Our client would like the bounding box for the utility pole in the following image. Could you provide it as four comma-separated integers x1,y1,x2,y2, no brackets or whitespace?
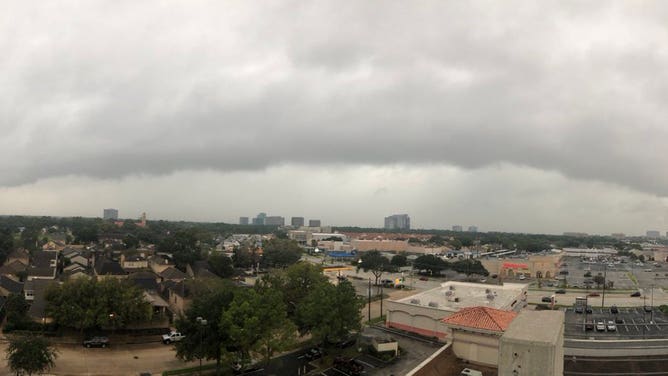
368,278,371,322
601,263,607,308
380,284,384,320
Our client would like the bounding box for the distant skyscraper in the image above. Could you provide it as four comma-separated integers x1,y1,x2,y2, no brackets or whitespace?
452,225,463,232
103,208,118,220
264,216,285,226
239,217,249,225
468,226,478,233
646,230,661,239
252,212,267,225
291,217,305,227
309,219,321,227
384,214,410,230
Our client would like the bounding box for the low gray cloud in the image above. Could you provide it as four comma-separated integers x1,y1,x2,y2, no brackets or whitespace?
4,1,668,198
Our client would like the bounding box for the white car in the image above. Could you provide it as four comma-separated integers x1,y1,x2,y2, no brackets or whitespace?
162,331,185,344
518,275,526,280
596,321,606,331
606,321,616,331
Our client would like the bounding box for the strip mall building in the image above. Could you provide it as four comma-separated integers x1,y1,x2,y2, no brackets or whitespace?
385,281,528,341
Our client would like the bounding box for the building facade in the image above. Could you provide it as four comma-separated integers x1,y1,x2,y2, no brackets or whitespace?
264,216,285,226
103,208,119,220
309,219,321,227
239,217,249,225
452,225,463,232
291,217,305,227
384,214,410,230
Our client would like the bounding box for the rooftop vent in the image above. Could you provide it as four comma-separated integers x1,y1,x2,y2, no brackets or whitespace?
428,301,439,308
487,294,495,300
454,297,460,302
445,290,453,296
410,299,420,305
449,285,455,290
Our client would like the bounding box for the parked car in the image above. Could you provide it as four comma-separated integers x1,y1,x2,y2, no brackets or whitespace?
574,306,584,314
596,321,606,331
610,305,619,314
518,274,526,280
644,306,653,313
555,289,566,294
304,347,324,360
588,292,600,297
460,368,483,376
83,336,109,348
631,291,641,297
541,296,553,303
162,331,185,344
615,317,624,324
607,321,616,331
419,277,428,281
586,305,593,314
585,321,594,331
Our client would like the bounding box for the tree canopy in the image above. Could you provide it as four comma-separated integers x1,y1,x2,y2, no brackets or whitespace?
6,335,58,376
261,238,302,268
45,278,151,331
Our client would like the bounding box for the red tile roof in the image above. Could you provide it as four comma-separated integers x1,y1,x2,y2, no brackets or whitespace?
442,306,518,333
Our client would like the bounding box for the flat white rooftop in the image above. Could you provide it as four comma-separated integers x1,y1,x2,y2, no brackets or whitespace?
394,281,528,312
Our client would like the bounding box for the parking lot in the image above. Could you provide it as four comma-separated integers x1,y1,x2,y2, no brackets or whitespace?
559,256,668,291
565,306,668,339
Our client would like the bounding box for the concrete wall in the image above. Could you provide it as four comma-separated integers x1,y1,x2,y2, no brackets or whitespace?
452,331,501,368
385,300,453,341
498,322,564,376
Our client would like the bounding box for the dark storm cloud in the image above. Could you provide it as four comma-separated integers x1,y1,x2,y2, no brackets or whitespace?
4,1,668,195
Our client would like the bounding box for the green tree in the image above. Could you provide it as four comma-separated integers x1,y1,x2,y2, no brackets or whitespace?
593,274,605,289
297,280,364,344
45,278,151,331
4,293,29,330
158,229,202,270
208,253,234,278
221,287,296,366
358,250,392,285
391,254,407,268
6,335,58,376
174,279,236,376
261,239,302,268
413,254,448,275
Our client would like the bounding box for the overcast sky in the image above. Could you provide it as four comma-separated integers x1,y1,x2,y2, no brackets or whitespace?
3,1,668,235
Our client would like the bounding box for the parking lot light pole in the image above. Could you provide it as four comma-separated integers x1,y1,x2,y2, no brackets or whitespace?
601,263,607,308
368,278,371,322
196,316,207,376
651,284,655,323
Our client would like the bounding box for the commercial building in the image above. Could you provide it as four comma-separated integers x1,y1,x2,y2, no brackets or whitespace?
480,252,563,279
103,208,118,220
468,226,478,233
252,213,267,225
309,219,321,227
385,281,528,341
351,239,409,252
498,311,564,376
264,216,285,226
291,217,304,227
647,230,661,239
452,225,463,232
384,214,410,230
443,306,518,367
239,217,249,225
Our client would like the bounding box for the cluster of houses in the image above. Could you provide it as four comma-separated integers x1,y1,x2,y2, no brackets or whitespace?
0,237,226,326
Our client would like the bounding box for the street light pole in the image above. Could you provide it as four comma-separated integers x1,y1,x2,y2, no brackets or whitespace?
601,263,607,308
368,278,371,322
651,284,655,323
196,316,208,376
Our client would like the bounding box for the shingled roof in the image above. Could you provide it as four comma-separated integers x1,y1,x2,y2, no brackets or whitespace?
442,306,518,333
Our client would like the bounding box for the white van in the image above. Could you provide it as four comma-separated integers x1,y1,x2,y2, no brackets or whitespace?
461,369,483,376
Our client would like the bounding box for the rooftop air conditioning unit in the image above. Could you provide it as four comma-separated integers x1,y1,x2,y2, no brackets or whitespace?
487,294,495,300
445,290,453,296
428,302,439,307
449,286,455,290
410,299,420,305
486,289,491,294
454,297,460,302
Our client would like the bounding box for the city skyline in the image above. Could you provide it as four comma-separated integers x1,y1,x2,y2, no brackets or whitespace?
3,2,668,235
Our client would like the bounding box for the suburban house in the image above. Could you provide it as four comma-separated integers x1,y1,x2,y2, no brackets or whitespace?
27,251,58,280
94,258,127,279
